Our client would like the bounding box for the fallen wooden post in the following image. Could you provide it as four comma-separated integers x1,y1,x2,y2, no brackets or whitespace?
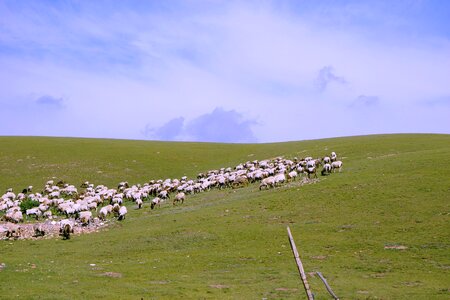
316,271,339,300
287,226,314,300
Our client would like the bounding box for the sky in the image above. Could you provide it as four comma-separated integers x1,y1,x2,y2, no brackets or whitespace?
1,0,449,143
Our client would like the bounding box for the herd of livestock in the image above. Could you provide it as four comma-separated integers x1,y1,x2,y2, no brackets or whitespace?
0,152,343,240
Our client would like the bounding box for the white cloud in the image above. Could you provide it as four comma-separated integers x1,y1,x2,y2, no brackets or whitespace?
145,107,257,143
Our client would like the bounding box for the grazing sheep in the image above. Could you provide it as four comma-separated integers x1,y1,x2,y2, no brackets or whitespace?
232,176,248,188
118,206,127,221
4,223,22,239
98,205,112,220
79,211,92,225
33,223,45,237
173,192,185,206
158,190,170,200
26,208,42,220
60,219,74,240
305,166,317,179
151,197,162,210
259,176,275,190
288,170,298,181
43,210,53,219
274,173,286,186
331,160,343,172
331,152,337,162
3,209,23,223
136,198,143,209
321,163,332,176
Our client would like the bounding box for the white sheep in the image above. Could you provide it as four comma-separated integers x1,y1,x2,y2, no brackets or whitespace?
136,198,143,209
79,211,92,225
151,197,162,210
158,190,170,199
288,170,298,181
305,166,317,179
321,163,332,176
331,160,343,172
26,208,42,220
274,173,286,186
98,205,112,220
3,208,23,223
4,223,22,239
118,206,127,220
331,152,337,162
173,192,185,206
259,176,275,190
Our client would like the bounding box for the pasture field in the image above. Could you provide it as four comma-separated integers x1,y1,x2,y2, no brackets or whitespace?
0,134,449,299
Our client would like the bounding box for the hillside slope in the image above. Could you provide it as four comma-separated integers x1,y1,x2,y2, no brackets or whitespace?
0,134,449,299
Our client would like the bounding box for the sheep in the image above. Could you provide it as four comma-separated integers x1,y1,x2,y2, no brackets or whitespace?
331,152,337,162
79,211,92,226
22,186,33,194
60,219,74,240
4,223,22,239
3,209,23,223
173,192,185,206
305,166,317,179
26,208,42,220
136,199,143,208
80,181,90,188
232,176,248,188
321,163,332,176
158,190,170,199
331,160,343,172
118,206,127,221
259,176,275,190
274,173,286,186
33,223,45,237
151,197,162,210
43,210,53,219
287,170,298,181
98,205,112,220
112,203,121,216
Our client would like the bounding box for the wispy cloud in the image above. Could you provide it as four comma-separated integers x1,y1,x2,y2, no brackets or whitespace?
422,96,450,107
350,95,380,108
35,95,65,109
316,66,347,92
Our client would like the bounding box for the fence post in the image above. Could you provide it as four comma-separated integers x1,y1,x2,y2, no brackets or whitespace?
316,271,339,300
287,226,314,300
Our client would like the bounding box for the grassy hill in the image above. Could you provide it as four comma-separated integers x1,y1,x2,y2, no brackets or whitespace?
0,134,449,299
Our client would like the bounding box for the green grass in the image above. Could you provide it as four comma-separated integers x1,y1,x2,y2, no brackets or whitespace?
0,134,449,299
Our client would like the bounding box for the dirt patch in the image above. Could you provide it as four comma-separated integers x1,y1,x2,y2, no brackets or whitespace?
275,288,298,292
99,272,122,278
284,178,320,189
311,255,327,260
384,245,408,250
209,284,229,289
149,281,169,284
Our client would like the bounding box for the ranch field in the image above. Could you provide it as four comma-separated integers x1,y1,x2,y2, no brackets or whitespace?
0,134,449,299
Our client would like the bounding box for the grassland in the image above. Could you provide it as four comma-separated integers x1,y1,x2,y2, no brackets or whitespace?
0,134,449,299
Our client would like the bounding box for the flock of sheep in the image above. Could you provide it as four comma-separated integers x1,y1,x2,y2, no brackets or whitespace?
0,152,342,240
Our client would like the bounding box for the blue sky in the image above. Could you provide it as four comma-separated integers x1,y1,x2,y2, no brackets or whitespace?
1,0,449,142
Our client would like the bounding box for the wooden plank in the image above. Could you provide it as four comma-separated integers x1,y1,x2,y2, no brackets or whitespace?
287,226,314,300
